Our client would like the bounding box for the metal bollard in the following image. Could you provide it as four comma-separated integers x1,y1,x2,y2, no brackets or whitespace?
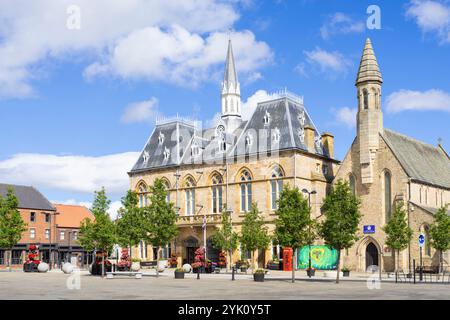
232,266,235,281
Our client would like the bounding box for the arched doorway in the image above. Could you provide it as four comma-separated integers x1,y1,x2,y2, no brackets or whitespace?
366,243,379,270
183,236,199,265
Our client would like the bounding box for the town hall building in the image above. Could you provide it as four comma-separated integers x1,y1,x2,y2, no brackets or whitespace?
128,38,449,272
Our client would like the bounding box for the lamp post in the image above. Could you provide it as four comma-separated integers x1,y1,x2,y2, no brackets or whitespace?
302,189,317,278
226,208,233,274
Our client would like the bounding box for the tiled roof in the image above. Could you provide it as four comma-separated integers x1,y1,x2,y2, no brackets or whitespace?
0,183,55,211
382,129,450,189
54,204,94,228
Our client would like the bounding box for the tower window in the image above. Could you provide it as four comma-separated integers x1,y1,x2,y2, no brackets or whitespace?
384,171,392,223
363,89,369,110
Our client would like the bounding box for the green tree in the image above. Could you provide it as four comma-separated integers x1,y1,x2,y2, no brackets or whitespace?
116,190,146,257
0,188,27,271
382,201,413,275
320,180,361,284
211,206,238,272
274,186,311,283
429,205,450,274
78,188,117,278
239,203,270,272
144,178,178,277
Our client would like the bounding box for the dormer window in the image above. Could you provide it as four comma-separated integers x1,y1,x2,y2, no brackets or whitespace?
298,128,305,143
219,138,227,152
143,150,150,164
158,132,165,145
245,133,253,148
163,147,171,160
315,137,322,149
299,111,306,126
191,142,200,157
263,111,271,125
272,128,280,144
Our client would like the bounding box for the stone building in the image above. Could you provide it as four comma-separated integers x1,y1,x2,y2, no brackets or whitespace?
128,40,339,267
335,39,450,273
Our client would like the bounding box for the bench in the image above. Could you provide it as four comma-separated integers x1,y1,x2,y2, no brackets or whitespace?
106,271,143,279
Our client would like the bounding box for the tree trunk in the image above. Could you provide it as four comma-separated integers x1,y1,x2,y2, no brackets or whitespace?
292,248,296,283
155,246,161,277
396,249,400,275
336,249,341,284
440,250,443,277
251,251,255,273
228,249,232,273
101,253,105,279
7,250,11,272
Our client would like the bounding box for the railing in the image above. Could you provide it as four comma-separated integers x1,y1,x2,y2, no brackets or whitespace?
176,214,223,226
155,114,199,127
11,258,22,265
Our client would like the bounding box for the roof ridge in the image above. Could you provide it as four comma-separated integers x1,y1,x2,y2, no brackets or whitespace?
384,128,441,151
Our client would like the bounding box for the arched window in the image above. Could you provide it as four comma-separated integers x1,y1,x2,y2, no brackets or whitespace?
384,171,392,223
424,225,431,256
363,89,369,110
185,177,196,216
349,174,356,196
162,179,170,204
137,182,148,208
271,167,284,210
240,170,252,212
211,174,223,214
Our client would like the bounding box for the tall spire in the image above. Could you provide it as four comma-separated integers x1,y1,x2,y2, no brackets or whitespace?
223,39,238,87
356,38,382,85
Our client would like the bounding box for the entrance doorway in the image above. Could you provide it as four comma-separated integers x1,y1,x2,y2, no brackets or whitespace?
365,243,379,270
183,237,199,265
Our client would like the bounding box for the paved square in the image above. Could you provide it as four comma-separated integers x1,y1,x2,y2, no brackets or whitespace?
1,271,450,300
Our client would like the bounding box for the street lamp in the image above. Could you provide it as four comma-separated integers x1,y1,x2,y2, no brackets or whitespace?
302,189,317,278
225,208,234,274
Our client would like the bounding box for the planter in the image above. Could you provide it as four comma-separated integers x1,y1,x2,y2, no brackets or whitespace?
23,262,39,273
254,273,265,282
174,271,185,279
343,271,350,277
131,262,140,272
306,269,315,277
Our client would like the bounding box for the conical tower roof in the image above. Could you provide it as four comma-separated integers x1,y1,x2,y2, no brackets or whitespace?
223,39,238,86
356,38,382,85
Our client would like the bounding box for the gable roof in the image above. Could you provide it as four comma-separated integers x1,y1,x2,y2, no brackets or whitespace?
0,183,55,211
382,129,450,189
54,204,94,228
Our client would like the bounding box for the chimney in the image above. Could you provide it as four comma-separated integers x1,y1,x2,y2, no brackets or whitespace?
304,125,315,153
321,132,334,158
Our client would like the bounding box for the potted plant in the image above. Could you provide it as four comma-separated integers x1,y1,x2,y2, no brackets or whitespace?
253,269,265,282
117,248,131,271
192,248,205,273
306,267,316,277
342,266,350,277
131,258,141,271
240,260,249,273
168,253,178,268
174,268,185,279
218,251,227,269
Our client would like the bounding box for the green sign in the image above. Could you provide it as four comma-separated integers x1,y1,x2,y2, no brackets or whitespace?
297,245,338,270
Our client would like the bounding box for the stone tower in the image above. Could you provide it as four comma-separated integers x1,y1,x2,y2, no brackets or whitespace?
221,39,242,133
356,38,383,185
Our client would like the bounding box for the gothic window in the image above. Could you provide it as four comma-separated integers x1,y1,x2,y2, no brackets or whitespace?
185,177,196,216
363,89,369,110
375,90,380,109
217,125,227,152
384,171,392,223
272,128,280,144
271,167,284,210
211,174,223,214
263,111,271,125
349,174,356,196
191,141,200,157
240,170,252,212
162,179,170,204
138,182,148,208
158,132,165,145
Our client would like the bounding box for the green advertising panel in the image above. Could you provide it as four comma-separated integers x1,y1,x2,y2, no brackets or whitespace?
297,246,338,270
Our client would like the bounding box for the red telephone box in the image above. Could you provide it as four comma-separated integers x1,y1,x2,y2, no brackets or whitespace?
282,247,293,271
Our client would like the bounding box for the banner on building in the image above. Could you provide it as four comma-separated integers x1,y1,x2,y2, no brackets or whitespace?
297,245,338,270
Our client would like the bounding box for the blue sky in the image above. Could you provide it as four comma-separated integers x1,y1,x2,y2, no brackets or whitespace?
0,0,449,214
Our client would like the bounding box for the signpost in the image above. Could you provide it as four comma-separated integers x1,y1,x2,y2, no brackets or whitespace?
418,233,425,281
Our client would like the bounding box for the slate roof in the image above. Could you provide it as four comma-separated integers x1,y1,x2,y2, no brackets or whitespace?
382,129,450,189
410,202,449,216
0,183,55,211
130,93,332,173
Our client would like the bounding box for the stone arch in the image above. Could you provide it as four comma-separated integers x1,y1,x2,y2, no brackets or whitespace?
135,180,148,193
234,166,253,182
182,174,196,188
159,177,171,190
208,171,224,185
356,236,383,272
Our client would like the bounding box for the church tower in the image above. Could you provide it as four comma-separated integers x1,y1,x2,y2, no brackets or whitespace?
221,39,242,133
356,38,383,185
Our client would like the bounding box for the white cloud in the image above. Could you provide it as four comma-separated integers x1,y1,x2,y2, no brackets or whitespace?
121,97,161,124
0,152,139,195
85,28,272,86
0,0,271,98
320,12,365,40
386,89,450,113
52,199,123,220
335,107,357,128
301,48,351,78
406,0,450,43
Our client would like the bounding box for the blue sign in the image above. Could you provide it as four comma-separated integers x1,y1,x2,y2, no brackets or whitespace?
364,225,375,234
419,234,425,247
